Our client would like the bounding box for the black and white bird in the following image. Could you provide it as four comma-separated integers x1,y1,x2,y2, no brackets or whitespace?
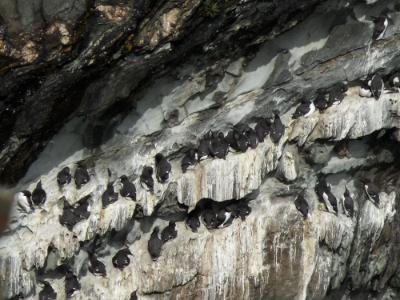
39,281,57,300
216,208,234,228
226,200,252,221
361,178,380,207
254,118,270,142
314,91,329,112
89,256,107,277
102,182,118,208
155,153,171,183
57,167,71,187
59,203,80,231
372,15,389,40
202,209,218,229
148,227,162,261
32,181,46,206
294,191,310,219
14,190,33,214
210,132,230,159
112,248,132,270
74,165,90,189
244,127,259,149
359,81,372,97
140,166,154,192
292,100,315,119
343,187,354,218
270,113,285,144
59,197,91,230
130,291,138,300
226,129,249,152
198,133,212,160
369,73,384,100
161,221,178,243
181,149,198,172
119,175,136,200
65,271,81,298
74,195,91,220
315,177,338,214
389,73,400,91
186,209,201,232
328,82,348,106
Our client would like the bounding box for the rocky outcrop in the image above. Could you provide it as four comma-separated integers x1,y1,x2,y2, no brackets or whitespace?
2,0,400,299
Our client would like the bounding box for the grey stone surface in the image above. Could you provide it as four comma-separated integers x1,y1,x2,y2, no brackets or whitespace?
1,0,400,299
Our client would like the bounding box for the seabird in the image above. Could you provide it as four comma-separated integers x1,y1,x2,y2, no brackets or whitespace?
57,167,71,187
148,227,162,261
343,187,354,218
181,149,198,173
359,81,372,97
209,132,229,159
39,281,57,300
369,74,384,100
226,129,249,152
102,182,119,208
361,178,380,207
74,195,91,220
389,73,400,91
119,175,136,201
314,91,329,112
372,15,389,40
161,221,178,243
140,166,154,192
198,133,212,160
130,291,138,300
65,271,80,298
74,165,90,189
270,113,285,144
32,181,46,206
59,197,91,230
186,209,201,232
255,118,270,142
14,190,33,214
89,256,107,277
225,200,251,221
155,153,171,183
112,248,132,270
315,177,337,214
294,192,309,219
245,127,259,149
326,191,338,214
216,208,234,228
292,100,315,119
59,203,79,231
328,82,347,105
202,209,218,229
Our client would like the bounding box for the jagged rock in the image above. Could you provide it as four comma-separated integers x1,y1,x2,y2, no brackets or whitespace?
2,1,400,299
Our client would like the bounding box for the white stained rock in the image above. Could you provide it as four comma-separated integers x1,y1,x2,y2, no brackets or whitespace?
290,88,400,145
277,149,298,182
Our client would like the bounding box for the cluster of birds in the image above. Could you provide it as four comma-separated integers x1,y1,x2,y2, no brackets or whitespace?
181,113,285,172
291,13,396,120
12,12,394,300
33,195,252,300
292,70,400,120
294,176,381,220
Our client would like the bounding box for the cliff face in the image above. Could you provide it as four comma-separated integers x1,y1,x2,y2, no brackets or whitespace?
2,0,400,299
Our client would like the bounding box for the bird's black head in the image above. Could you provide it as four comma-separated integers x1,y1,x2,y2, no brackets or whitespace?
155,153,164,164
152,226,159,235
143,166,153,176
22,190,31,198
120,175,128,182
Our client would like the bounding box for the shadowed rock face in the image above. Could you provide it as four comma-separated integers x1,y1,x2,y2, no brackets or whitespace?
2,0,400,299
